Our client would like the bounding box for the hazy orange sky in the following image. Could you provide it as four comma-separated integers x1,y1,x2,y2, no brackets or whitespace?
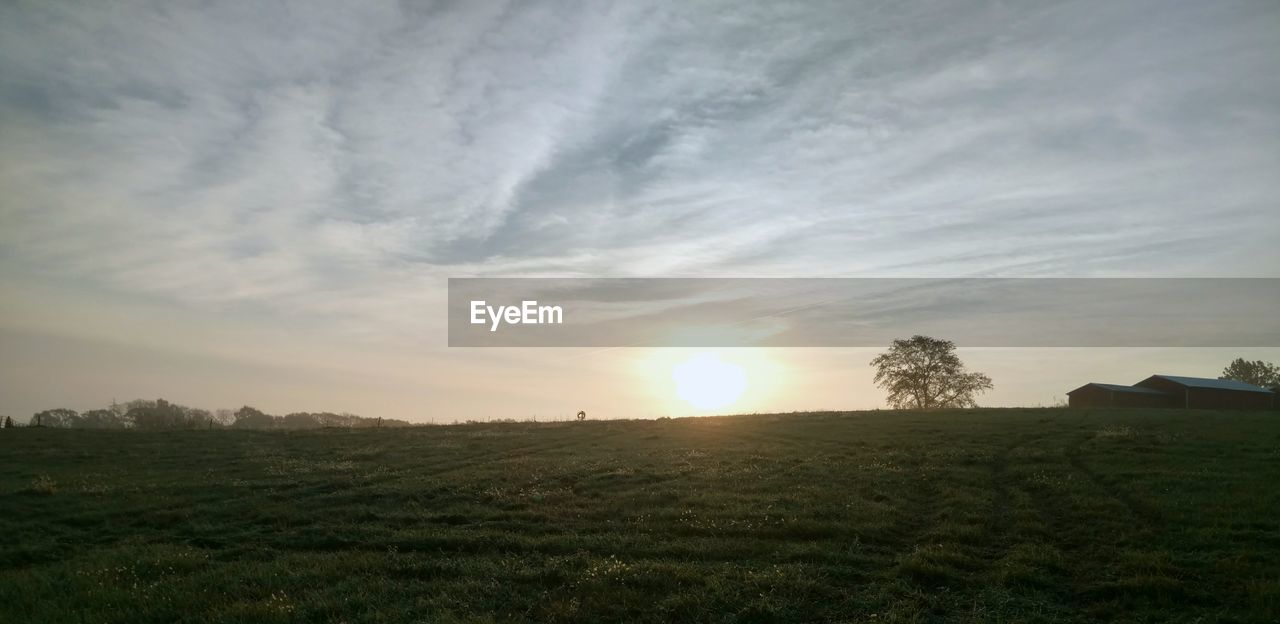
2,1,1278,422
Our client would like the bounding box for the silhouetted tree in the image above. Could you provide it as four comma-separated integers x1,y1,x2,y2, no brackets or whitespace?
17,400,408,431
124,399,209,429
312,412,351,427
233,406,275,429
128,400,171,429
871,335,993,409
281,412,322,429
30,408,79,428
3,416,13,428
186,408,212,429
1220,358,1280,389
213,409,236,428
79,409,127,429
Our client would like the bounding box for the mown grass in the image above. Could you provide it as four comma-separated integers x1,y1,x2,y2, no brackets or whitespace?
2,408,1278,623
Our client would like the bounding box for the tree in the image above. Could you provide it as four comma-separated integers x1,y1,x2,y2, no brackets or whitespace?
128,399,178,429
871,335,993,409
1220,358,1280,389
233,406,275,429
213,409,236,428
30,408,80,428
3,416,13,428
120,399,154,428
281,412,322,429
124,399,209,429
80,409,127,429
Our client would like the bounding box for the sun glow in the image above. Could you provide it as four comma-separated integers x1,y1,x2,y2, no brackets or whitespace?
672,353,747,410
637,349,784,415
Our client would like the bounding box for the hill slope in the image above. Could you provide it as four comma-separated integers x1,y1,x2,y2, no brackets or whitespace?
2,409,1278,623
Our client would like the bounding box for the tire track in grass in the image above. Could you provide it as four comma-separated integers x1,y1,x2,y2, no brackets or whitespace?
1057,430,1211,612
995,431,1102,594
733,420,873,453
984,435,1021,546
960,431,1100,621
998,428,1170,612
971,432,1067,588
888,431,1040,591
1065,434,1164,528
402,423,630,482
640,420,876,582
724,417,953,578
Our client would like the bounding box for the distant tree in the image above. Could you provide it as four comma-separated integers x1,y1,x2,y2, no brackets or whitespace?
233,406,275,429
125,402,156,429
16,401,408,431
30,408,80,428
1220,358,1280,389
3,416,13,428
120,399,155,428
185,408,212,429
212,409,236,428
310,412,350,428
80,409,127,429
281,412,322,429
128,399,175,429
871,335,993,409
124,399,208,429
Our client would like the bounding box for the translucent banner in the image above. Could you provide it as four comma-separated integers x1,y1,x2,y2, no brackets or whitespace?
447,278,1280,347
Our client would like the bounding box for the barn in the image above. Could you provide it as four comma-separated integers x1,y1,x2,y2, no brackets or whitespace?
1067,383,1176,408
1134,375,1276,410
1067,375,1276,410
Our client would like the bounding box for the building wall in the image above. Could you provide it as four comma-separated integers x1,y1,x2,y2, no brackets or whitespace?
1187,388,1274,410
1134,377,1275,410
1068,386,1173,408
1068,386,1110,408
1120,391,1178,409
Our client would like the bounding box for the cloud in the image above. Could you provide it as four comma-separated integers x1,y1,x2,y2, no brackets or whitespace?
3,2,1278,305
0,1,1277,419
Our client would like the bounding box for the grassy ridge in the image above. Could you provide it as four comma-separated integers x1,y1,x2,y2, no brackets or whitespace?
1,409,1278,623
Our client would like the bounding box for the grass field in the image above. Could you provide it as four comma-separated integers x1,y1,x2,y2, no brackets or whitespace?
2,409,1278,623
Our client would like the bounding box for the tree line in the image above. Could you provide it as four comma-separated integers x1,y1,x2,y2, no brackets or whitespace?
8,399,412,430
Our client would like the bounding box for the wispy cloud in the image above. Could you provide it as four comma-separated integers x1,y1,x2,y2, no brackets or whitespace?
1,1,1277,418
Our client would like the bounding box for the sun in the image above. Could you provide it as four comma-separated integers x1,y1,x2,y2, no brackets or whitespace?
671,352,748,410
635,349,784,415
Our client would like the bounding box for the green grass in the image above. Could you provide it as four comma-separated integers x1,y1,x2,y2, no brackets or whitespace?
2,409,1278,623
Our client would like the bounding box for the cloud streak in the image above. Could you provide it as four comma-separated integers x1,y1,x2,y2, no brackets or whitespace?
1,0,1277,419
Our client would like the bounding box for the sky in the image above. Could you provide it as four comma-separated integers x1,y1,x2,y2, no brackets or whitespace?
1,0,1278,422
